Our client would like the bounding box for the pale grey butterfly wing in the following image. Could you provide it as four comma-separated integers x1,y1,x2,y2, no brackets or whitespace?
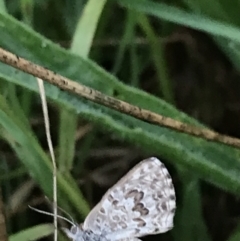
83,157,176,240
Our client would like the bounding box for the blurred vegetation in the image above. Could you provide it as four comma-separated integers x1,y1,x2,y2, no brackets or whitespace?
0,0,240,241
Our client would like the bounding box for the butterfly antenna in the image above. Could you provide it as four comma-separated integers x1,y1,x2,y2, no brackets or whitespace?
44,196,75,224
56,205,75,224
29,205,76,227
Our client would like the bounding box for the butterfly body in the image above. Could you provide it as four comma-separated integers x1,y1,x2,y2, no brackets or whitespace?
64,157,176,241
64,226,109,241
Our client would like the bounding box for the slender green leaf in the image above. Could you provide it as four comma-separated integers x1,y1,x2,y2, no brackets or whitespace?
0,96,90,217
71,0,107,57
58,0,107,171
112,10,136,75
119,0,240,71
118,0,240,43
173,172,211,241
137,13,174,104
9,224,54,241
0,0,7,14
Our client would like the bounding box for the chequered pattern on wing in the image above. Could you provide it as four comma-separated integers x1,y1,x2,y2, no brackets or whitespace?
83,157,176,240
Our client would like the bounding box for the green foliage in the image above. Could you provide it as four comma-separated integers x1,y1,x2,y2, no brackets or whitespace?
0,0,240,240
9,224,54,241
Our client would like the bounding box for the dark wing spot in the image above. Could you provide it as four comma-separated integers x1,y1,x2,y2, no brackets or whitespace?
132,203,144,211
160,163,165,169
133,218,146,227
119,221,127,229
157,192,163,199
112,215,120,221
115,205,127,213
142,208,149,215
126,189,144,203
100,207,105,214
108,194,114,202
153,178,159,183
166,173,171,179
132,203,149,216
161,202,167,211
171,207,176,213
154,228,160,232
153,192,163,201
135,191,144,202
125,189,138,198
169,194,176,200
112,200,119,205
135,228,140,234
96,217,101,224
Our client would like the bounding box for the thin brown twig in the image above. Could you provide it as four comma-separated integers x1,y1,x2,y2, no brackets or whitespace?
0,47,240,149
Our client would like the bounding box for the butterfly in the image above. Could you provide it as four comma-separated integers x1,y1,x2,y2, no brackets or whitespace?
63,157,176,241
